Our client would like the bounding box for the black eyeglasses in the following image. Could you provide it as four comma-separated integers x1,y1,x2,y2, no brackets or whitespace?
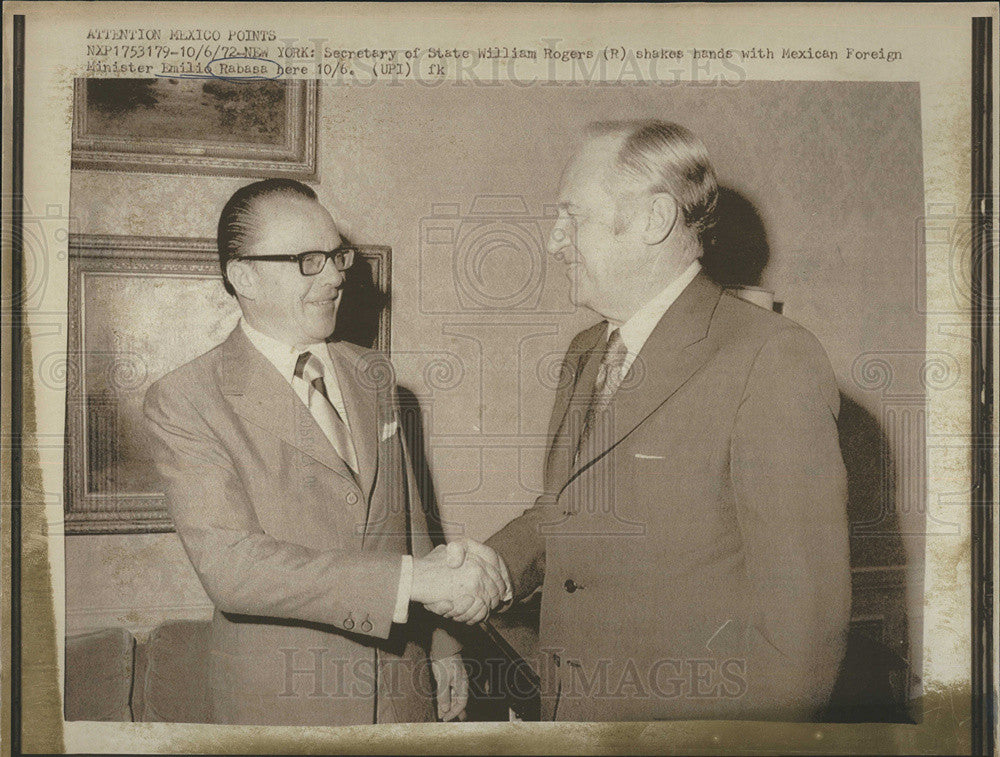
236,246,357,276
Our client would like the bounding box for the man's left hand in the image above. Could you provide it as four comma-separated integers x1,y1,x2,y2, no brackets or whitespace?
431,653,469,721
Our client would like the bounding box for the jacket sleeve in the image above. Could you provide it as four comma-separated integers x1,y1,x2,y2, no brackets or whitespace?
730,326,851,719
143,377,402,639
483,494,551,603
484,339,586,602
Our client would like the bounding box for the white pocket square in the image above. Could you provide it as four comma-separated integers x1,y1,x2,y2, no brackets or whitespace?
380,419,400,442
634,453,666,460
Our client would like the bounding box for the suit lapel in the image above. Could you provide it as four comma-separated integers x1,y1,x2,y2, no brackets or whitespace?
219,327,357,485
327,341,378,502
544,323,607,486
566,273,724,484
546,323,607,441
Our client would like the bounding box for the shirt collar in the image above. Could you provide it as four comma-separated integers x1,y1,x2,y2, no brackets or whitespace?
609,259,702,356
240,318,331,382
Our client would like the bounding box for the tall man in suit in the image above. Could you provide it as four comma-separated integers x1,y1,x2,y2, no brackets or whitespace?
144,179,507,726
432,121,851,722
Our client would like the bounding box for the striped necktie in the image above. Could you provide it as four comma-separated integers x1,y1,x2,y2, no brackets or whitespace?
294,351,359,476
575,328,628,464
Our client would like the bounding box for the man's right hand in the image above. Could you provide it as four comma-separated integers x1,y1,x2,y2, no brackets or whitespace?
411,542,508,624
420,540,513,624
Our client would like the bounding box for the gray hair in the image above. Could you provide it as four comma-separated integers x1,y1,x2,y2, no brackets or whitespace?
586,120,718,240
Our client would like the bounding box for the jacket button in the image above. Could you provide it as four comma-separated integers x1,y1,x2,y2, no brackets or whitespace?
346,492,359,505
361,619,373,632
564,579,580,593
343,617,355,630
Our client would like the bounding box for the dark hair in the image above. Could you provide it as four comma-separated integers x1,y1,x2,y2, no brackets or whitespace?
217,178,318,296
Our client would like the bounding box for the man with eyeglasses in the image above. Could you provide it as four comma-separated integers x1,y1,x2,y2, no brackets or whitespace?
144,179,505,726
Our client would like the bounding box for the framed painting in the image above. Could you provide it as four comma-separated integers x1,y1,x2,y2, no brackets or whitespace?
63,233,390,534
71,78,317,177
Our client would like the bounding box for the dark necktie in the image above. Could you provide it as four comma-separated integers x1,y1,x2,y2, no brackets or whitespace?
575,328,628,464
294,351,359,475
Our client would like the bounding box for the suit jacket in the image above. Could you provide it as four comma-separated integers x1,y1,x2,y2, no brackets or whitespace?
487,272,851,722
144,326,460,726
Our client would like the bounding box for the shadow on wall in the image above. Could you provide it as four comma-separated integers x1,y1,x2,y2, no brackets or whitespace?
396,384,449,546
828,394,913,723
331,242,388,350
700,186,914,723
700,186,771,288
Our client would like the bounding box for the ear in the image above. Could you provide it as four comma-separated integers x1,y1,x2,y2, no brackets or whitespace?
641,193,679,245
226,259,257,301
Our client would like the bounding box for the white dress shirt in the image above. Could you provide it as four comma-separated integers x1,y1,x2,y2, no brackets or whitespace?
609,260,702,374
240,319,413,624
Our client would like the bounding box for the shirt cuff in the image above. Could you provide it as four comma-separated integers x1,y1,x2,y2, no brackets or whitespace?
499,586,514,610
392,554,413,624
499,556,513,603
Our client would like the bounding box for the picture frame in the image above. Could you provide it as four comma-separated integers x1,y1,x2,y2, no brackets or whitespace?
70,78,317,178
63,233,390,534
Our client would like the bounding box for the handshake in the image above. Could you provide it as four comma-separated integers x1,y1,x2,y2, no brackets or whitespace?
411,540,513,624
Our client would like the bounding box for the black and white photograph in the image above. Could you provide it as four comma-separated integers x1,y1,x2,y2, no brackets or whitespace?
61,77,929,728
4,3,994,755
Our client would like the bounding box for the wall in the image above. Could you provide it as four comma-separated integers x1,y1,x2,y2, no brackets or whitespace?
66,80,926,664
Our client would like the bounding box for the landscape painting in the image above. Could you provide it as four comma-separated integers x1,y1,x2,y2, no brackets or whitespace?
72,77,317,177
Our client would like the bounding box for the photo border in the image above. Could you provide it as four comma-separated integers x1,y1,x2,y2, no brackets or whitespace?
2,5,995,755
